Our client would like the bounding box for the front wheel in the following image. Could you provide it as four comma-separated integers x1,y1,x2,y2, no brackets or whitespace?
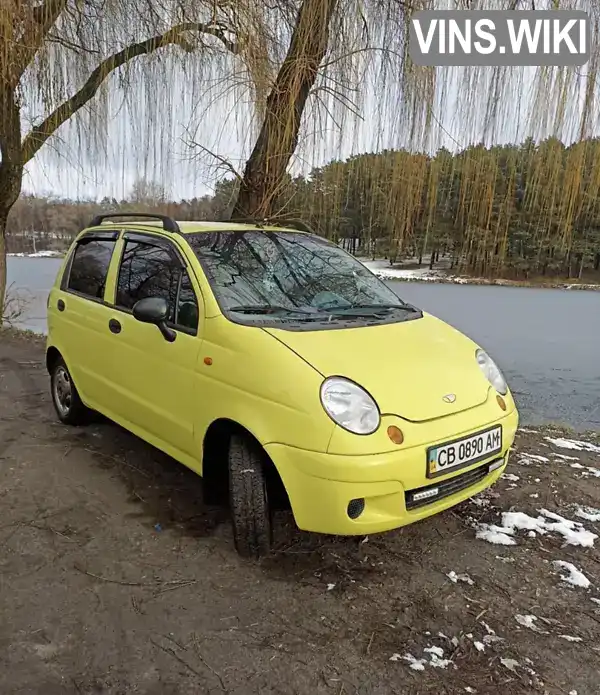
50,357,90,426
228,434,273,558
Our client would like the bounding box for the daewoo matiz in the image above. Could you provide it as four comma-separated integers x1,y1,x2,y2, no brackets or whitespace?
46,213,518,557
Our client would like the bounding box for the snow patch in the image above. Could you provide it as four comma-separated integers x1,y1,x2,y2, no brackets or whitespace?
553,561,591,589
446,570,474,586
476,509,597,548
554,453,580,462
502,473,520,482
7,250,62,258
545,437,600,454
515,614,548,633
390,653,425,670
559,635,582,642
576,466,600,479
361,259,446,282
574,506,600,522
475,523,516,546
517,453,550,465
392,645,454,670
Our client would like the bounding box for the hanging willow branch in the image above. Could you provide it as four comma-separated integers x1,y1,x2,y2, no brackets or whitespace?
21,21,241,163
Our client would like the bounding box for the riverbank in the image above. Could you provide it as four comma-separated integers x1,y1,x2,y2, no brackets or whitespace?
7,251,600,292
7,250,63,258
2,327,600,694
361,259,600,292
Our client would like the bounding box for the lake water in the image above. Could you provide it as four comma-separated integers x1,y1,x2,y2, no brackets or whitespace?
6,256,600,431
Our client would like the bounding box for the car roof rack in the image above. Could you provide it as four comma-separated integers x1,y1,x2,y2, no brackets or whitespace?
272,218,317,235
229,216,318,235
88,212,181,234
228,217,266,228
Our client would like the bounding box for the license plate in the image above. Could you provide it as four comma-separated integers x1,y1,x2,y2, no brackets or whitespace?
426,425,502,478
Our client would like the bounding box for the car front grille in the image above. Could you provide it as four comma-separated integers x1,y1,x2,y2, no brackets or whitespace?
405,457,504,511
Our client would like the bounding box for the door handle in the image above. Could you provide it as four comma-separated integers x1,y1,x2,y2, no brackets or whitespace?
57,299,65,312
108,318,122,334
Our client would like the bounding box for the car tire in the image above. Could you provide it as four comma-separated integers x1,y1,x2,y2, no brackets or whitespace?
50,357,90,426
228,434,273,559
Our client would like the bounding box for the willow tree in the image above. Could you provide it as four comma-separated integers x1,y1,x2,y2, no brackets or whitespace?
0,0,268,323
229,0,600,276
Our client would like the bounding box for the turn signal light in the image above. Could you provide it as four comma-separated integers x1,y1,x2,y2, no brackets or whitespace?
387,425,404,445
496,395,507,411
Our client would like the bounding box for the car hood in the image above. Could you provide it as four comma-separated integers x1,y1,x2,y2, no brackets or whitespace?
264,313,492,422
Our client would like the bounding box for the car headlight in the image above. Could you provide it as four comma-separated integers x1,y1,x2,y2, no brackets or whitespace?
320,377,380,435
476,349,508,395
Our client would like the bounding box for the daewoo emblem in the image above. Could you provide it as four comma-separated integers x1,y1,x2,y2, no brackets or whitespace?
442,393,456,403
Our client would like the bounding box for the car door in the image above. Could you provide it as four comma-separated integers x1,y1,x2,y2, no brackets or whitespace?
48,229,120,409
102,231,203,463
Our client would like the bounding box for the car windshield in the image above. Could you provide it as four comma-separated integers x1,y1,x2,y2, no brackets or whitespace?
186,229,409,319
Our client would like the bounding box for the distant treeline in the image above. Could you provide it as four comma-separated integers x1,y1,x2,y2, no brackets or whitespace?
9,136,600,280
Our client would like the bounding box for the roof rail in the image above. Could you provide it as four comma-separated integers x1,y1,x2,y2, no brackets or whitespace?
225,215,319,235
88,212,181,233
229,217,266,228
272,218,318,235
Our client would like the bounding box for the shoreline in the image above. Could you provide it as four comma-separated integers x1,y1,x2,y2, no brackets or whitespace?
360,259,600,292
7,252,600,292
370,272,600,292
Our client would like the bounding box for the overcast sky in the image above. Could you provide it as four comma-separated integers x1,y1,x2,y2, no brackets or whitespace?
21,58,594,202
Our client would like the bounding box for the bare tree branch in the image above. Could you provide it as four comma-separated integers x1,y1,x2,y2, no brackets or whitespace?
21,22,240,164
47,33,101,55
184,136,243,182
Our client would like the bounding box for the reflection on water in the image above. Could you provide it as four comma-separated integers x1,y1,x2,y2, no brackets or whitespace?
6,256,63,334
6,257,599,431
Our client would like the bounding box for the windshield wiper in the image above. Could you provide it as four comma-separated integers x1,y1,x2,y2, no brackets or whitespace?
228,304,314,315
323,303,422,317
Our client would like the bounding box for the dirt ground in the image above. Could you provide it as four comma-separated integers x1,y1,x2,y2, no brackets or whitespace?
2,328,600,695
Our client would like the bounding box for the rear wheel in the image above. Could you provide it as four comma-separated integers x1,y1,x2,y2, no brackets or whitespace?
50,357,90,426
228,434,273,558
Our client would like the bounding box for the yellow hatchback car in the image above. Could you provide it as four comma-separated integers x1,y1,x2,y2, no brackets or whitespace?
46,213,518,557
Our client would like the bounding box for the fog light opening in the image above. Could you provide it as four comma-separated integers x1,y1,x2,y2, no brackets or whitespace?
387,425,404,445
496,394,507,411
347,498,365,519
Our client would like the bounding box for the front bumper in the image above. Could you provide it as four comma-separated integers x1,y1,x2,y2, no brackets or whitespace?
265,408,518,535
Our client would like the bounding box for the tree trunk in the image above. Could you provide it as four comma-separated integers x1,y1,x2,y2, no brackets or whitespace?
429,247,437,270
0,85,24,325
0,221,6,324
231,0,338,220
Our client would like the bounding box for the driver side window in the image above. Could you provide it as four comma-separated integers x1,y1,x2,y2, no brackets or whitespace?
116,238,199,333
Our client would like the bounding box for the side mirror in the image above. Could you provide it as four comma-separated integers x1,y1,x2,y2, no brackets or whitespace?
132,297,176,343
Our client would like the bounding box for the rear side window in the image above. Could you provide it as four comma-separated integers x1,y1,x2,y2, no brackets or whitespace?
66,239,116,299
116,239,199,332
